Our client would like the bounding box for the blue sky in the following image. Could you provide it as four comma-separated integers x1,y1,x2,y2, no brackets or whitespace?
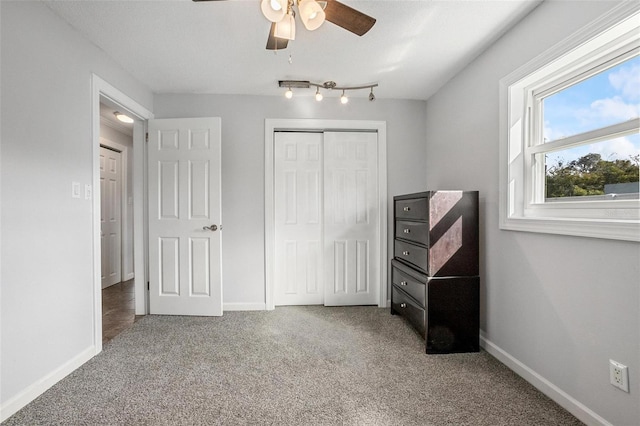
543,55,640,166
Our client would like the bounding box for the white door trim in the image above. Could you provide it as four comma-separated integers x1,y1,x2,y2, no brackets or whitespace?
91,74,153,354
265,119,388,311
99,138,130,283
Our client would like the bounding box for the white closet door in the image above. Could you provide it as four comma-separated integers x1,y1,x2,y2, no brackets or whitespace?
148,117,222,316
100,146,122,289
274,132,323,305
324,131,379,306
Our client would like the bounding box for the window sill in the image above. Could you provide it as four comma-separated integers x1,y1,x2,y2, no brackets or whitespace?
499,215,640,242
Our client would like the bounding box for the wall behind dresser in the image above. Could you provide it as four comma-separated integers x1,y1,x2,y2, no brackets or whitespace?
423,1,639,425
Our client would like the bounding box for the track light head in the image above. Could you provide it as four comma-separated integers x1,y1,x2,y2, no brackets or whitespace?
315,87,323,101
369,87,375,102
285,87,293,99
340,90,349,104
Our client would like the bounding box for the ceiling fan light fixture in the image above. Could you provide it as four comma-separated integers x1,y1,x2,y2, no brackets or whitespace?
261,0,286,22
274,12,296,40
299,0,325,31
114,111,134,123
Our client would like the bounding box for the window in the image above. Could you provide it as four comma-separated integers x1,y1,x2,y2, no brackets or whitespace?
500,4,640,241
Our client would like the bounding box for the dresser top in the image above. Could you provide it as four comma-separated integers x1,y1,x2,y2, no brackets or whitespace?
393,190,478,201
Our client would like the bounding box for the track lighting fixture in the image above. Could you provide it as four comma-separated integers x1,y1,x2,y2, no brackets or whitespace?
279,80,378,103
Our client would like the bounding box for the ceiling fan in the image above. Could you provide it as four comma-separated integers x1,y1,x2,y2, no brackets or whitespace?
192,0,376,50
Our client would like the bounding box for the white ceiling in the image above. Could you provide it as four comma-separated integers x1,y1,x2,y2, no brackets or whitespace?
45,0,541,100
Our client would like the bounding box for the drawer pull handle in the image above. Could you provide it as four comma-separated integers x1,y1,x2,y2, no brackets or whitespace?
402,250,410,256
400,281,407,286
403,229,410,234
400,303,407,308
403,207,411,212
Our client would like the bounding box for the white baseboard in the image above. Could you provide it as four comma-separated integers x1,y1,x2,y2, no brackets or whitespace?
0,346,95,422
125,272,134,281
223,302,266,311
480,335,612,426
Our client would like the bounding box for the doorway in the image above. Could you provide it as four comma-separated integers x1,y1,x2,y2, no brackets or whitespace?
265,119,388,310
99,101,136,342
91,74,154,353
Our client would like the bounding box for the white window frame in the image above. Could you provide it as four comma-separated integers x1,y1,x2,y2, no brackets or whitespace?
499,3,640,242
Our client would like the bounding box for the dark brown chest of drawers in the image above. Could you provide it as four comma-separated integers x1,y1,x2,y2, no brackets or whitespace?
390,191,479,354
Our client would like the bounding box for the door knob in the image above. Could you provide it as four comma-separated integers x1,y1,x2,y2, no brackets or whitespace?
203,224,218,231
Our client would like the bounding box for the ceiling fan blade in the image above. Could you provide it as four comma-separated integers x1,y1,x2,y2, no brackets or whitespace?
266,23,289,50
324,0,376,36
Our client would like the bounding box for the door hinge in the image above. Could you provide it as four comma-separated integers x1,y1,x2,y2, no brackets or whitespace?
145,132,149,143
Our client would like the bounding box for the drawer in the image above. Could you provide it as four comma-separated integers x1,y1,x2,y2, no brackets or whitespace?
394,239,428,273
395,198,428,221
391,264,425,306
391,286,426,336
395,220,429,246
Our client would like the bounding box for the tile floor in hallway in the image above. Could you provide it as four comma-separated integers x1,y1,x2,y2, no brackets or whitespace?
102,279,140,344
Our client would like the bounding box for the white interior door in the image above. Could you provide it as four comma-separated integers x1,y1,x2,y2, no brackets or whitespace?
148,117,222,316
100,146,122,289
323,131,379,306
273,131,380,306
274,132,323,305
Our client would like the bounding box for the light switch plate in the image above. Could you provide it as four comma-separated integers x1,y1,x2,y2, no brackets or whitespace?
72,182,81,198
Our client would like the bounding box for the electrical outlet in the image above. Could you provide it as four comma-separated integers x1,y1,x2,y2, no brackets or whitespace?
609,359,629,392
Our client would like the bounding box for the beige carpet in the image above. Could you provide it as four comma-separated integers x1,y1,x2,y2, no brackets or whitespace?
3,306,582,425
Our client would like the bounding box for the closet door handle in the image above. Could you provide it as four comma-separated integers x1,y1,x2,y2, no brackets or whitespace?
400,303,407,308
403,228,410,234
403,206,410,212
402,250,410,256
400,281,407,286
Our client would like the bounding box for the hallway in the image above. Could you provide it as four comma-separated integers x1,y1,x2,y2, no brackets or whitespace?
102,280,138,344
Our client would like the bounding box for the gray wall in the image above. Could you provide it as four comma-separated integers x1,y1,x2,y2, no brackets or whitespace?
154,94,428,306
1,0,153,409
424,1,639,424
